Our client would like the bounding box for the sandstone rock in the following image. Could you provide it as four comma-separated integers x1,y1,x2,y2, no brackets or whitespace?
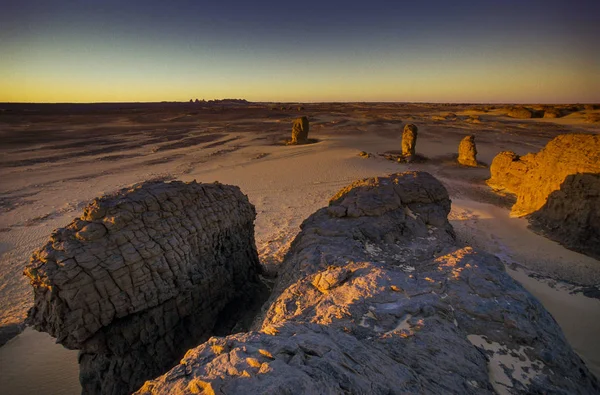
487,151,534,194
290,116,309,144
457,135,478,167
137,172,598,395
543,108,562,118
507,107,534,119
24,180,266,395
401,124,418,159
487,134,600,217
530,173,600,259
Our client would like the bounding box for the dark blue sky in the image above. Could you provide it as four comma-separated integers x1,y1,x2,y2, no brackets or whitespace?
2,0,599,102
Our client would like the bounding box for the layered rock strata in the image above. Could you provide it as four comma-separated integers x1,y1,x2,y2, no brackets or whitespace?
24,181,265,395
137,172,599,395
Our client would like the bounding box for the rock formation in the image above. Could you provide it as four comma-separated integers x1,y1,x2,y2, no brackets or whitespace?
507,107,534,119
457,135,478,167
529,173,600,259
290,116,310,144
24,180,266,395
136,172,598,395
487,134,600,217
401,124,418,159
543,108,562,118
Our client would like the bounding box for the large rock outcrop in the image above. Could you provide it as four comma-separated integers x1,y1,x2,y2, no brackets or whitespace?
290,116,310,144
137,172,598,395
487,134,600,217
24,181,266,395
529,173,600,259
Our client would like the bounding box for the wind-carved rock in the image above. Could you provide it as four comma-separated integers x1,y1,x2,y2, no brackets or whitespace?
290,116,310,144
487,134,600,258
457,135,478,167
137,172,598,395
24,181,266,395
487,134,600,214
401,124,418,159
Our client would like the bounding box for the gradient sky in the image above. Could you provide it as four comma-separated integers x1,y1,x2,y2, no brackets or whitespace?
1,0,599,103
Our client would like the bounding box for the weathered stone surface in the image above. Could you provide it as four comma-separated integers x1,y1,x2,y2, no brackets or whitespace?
457,135,478,167
486,134,600,217
530,173,600,259
137,172,598,395
401,124,418,158
290,116,310,144
24,180,265,395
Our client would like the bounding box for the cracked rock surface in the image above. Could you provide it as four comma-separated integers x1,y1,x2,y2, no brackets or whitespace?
137,172,598,395
24,180,265,394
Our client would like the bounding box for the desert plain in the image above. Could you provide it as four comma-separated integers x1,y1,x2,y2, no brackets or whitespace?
0,101,599,394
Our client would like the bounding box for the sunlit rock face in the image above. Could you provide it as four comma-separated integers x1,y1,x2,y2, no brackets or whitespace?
507,106,534,119
486,134,600,258
24,181,265,395
530,173,600,259
457,135,478,167
401,124,418,159
487,134,600,217
136,172,599,395
290,116,310,144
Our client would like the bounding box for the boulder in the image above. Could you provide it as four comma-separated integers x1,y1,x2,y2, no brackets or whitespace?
529,173,600,259
486,134,600,217
457,135,478,167
136,172,598,395
24,180,266,395
290,116,310,144
401,124,418,158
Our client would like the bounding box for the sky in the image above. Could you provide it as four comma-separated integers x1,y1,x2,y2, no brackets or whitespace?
1,0,599,103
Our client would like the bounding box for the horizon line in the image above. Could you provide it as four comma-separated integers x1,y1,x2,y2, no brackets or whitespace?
1,100,598,105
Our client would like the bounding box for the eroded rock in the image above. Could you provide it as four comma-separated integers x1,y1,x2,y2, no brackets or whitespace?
290,116,310,144
457,135,478,167
543,108,562,118
24,180,265,395
137,172,598,395
401,124,418,159
529,173,600,259
507,107,534,119
486,134,600,217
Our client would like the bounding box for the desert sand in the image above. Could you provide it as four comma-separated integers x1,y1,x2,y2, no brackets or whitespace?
0,102,599,394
